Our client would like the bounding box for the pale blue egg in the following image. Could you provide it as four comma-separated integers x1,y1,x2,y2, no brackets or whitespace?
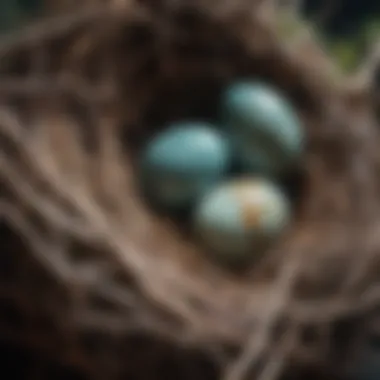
193,178,291,261
141,122,231,210
221,81,304,176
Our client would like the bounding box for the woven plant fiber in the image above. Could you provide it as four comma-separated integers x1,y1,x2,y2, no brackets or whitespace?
1,1,380,379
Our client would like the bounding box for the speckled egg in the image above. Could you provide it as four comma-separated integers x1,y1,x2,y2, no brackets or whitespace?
193,178,291,262
221,81,303,176
141,122,231,210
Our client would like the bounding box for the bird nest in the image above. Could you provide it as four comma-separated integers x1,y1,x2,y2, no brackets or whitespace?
1,1,380,379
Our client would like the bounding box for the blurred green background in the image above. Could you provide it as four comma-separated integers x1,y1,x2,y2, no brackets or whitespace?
0,0,42,33
303,0,380,71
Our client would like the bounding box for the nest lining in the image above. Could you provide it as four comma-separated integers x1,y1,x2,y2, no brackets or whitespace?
1,1,380,379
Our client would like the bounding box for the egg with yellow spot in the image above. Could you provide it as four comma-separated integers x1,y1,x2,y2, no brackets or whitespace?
193,178,291,262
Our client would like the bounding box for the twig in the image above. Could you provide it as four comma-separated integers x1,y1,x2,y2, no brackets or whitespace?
223,256,301,380
257,328,296,380
0,5,111,58
289,284,380,323
2,204,73,285
0,77,116,102
356,39,380,88
1,158,98,240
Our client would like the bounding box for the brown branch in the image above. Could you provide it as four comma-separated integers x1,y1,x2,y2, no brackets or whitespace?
356,39,380,88
223,255,301,380
0,5,111,58
0,77,116,103
257,328,296,380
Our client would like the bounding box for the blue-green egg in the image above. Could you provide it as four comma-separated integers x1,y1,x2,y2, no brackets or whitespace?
140,122,231,210
193,178,291,262
221,81,304,176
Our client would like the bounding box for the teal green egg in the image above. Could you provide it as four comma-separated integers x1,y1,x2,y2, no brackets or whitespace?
141,122,231,210
221,81,304,176
193,178,291,262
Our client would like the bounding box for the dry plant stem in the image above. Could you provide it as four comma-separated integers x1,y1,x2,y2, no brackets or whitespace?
290,282,380,323
356,39,380,87
257,329,297,380
3,205,74,286
332,115,380,291
0,78,115,103
223,257,301,380
0,5,111,58
1,161,96,240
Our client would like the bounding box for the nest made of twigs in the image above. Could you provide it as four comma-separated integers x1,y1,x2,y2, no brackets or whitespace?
1,1,380,379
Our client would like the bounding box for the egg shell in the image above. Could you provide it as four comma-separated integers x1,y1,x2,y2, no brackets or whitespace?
140,122,231,210
193,177,291,262
221,81,304,176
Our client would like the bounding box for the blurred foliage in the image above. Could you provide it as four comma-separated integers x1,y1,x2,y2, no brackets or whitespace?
303,0,379,35
0,0,42,33
327,17,380,73
276,9,380,74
